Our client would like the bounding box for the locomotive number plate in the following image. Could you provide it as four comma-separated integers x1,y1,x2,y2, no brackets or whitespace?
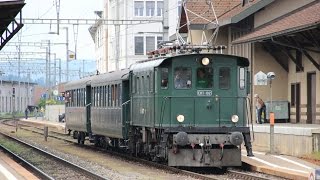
197,90,212,96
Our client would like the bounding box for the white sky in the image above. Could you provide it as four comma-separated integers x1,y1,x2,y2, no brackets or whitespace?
3,0,103,60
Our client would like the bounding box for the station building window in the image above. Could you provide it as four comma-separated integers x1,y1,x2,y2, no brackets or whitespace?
134,1,144,16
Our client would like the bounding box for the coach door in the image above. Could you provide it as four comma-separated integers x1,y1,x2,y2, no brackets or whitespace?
122,80,130,139
215,64,236,125
86,85,92,133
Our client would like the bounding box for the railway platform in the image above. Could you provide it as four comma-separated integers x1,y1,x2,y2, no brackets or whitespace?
0,151,39,180
242,150,318,180
20,117,66,134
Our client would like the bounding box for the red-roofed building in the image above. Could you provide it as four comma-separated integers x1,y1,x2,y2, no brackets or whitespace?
178,0,319,124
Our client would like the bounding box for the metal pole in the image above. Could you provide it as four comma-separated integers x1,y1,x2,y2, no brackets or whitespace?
59,59,61,84
45,47,48,91
48,40,51,99
18,44,21,113
54,54,56,86
270,80,274,154
65,27,69,82
27,71,30,105
163,0,169,41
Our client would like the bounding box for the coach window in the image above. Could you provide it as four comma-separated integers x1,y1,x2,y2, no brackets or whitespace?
103,86,106,107
92,88,95,107
136,77,140,94
141,76,145,94
161,68,168,89
239,68,245,90
114,84,118,107
118,84,122,106
108,85,111,107
84,89,86,106
174,67,192,89
219,67,230,89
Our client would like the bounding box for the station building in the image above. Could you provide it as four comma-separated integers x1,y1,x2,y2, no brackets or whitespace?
179,0,320,124
0,80,37,114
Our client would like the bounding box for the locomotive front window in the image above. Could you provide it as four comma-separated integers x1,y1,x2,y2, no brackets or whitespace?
174,67,191,89
196,67,213,88
161,68,168,89
219,67,230,89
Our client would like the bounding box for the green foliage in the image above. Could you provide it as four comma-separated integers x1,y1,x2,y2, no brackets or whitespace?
38,98,64,108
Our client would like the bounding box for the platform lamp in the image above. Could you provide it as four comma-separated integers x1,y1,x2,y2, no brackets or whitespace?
267,72,276,154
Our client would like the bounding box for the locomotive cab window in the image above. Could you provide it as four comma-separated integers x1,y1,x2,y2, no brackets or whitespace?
174,67,191,89
219,67,230,89
239,68,245,90
161,68,168,89
196,67,213,88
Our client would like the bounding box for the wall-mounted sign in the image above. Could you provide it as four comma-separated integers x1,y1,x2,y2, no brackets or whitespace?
254,71,267,85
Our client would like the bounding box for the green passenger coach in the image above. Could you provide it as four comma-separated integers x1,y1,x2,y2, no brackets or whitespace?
64,45,254,168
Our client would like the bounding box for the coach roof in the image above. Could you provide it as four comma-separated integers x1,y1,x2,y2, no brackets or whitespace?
91,69,129,86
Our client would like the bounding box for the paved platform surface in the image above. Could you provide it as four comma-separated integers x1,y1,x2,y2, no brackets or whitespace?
242,150,319,180
0,151,39,180
20,117,66,133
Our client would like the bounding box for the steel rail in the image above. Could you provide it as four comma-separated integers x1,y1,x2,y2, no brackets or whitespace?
0,131,107,180
0,144,53,180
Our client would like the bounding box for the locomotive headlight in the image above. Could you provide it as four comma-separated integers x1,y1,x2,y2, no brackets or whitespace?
201,57,210,66
231,115,239,123
177,115,185,123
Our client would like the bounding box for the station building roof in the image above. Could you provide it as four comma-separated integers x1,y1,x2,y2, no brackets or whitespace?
232,1,320,44
178,0,273,32
0,0,25,51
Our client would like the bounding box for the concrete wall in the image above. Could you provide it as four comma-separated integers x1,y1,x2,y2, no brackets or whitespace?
45,105,65,122
252,126,320,156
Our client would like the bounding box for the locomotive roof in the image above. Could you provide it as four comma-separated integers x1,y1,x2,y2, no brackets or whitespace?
130,53,249,72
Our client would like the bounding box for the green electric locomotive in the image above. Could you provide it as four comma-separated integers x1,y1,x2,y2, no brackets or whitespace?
64,45,254,168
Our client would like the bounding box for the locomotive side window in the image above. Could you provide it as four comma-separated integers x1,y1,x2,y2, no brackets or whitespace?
161,68,168,89
174,67,192,89
196,67,213,88
219,67,230,89
239,68,245,90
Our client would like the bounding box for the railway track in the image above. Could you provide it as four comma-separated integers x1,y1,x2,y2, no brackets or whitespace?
0,131,106,180
0,120,281,180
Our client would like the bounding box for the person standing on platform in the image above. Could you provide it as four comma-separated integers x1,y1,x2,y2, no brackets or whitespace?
25,108,29,119
255,94,266,124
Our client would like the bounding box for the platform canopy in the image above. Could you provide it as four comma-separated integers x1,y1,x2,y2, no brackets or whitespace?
0,0,25,51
